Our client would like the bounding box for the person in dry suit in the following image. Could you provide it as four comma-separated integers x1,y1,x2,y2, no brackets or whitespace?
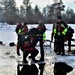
17,23,46,63
17,28,39,63
37,20,46,61
54,62,73,75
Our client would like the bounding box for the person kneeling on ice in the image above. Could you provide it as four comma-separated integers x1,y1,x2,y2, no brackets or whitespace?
17,23,46,63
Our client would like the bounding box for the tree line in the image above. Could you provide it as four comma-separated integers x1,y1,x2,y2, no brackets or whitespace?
0,0,75,24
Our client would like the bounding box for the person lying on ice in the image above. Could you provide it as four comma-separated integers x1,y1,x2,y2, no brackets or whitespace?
17,22,46,63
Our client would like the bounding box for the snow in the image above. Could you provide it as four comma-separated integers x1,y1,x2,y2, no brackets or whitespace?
0,23,75,75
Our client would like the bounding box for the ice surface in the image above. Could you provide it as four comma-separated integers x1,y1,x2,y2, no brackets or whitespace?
0,23,75,75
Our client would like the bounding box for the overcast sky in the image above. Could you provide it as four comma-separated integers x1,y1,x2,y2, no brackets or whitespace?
15,0,75,12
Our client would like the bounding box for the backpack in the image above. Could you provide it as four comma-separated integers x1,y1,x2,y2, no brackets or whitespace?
66,26,74,37
64,26,74,41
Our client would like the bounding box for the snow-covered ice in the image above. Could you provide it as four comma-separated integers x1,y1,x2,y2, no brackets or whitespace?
0,23,75,75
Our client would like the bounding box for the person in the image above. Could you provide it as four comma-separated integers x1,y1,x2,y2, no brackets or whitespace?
37,20,46,61
53,16,68,55
15,23,22,55
66,26,74,53
16,22,28,56
17,22,46,63
17,28,39,63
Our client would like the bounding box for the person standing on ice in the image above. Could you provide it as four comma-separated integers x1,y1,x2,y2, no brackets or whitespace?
37,20,46,61
15,22,28,42
16,22,28,56
53,16,68,55
15,23,22,55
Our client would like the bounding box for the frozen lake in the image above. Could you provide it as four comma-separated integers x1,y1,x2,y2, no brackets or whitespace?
0,23,75,75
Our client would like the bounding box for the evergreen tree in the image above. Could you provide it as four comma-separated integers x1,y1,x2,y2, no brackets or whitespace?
26,5,34,23
0,0,18,23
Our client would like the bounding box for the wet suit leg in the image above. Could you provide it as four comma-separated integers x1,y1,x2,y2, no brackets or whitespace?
31,49,39,62
23,51,29,63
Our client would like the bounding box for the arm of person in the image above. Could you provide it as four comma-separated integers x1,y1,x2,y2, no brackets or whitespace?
43,33,46,43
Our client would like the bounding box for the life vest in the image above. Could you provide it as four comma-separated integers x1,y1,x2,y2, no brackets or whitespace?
64,26,74,41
